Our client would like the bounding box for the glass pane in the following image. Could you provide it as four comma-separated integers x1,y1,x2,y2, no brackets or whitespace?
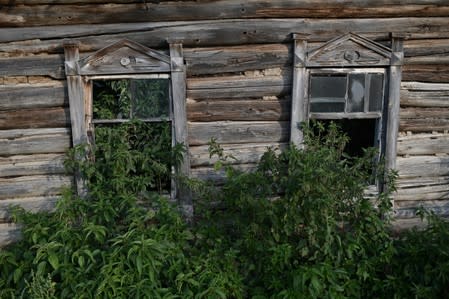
93,80,131,119
310,102,345,113
310,75,346,113
131,79,170,118
347,73,365,112
368,73,384,112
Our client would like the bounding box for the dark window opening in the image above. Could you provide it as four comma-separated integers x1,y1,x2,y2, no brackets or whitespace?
314,119,377,158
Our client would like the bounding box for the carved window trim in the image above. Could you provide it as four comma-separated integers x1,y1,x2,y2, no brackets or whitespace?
290,32,404,190
63,39,190,205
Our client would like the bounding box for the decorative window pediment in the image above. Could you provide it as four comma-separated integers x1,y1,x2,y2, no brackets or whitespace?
307,33,392,67
68,39,172,76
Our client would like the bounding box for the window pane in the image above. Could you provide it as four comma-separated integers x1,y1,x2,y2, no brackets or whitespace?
131,79,170,118
348,73,365,112
368,73,384,112
93,80,131,119
310,75,346,113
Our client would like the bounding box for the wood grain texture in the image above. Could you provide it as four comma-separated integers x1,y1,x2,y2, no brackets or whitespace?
0,128,71,156
403,65,449,83
0,175,72,200
188,121,289,146
2,1,449,27
190,142,285,167
1,18,449,49
0,83,67,110
187,99,290,122
0,107,70,130
0,223,21,247
0,196,58,221
0,154,66,178
0,55,65,79
397,133,449,155
397,156,449,178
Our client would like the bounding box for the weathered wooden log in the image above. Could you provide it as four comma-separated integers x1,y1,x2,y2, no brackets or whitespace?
187,74,291,99
188,121,290,146
0,154,66,178
0,223,20,246
0,196,58,221
397,155,449,178
190,142,286,167
185,44,291,75
391,217,428,231
0,55,65,79
401,90,449,107
397,133,449,156
0,128,71,156
187,99,290,122
400,107,449,119
395,184,449,201
403,65,449,83
0,107,70,130
1,18,449,51
2,2,449,27
395,199,449,209
0,83,67,110
190,163,257,183
0,175,72,200
400,119,449,133
394,206,449,218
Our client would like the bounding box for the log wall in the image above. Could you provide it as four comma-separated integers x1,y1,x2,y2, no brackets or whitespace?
1,1,449,243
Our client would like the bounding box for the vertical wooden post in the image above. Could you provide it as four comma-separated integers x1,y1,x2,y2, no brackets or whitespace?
169,42,192,216
290,34,307,148
385,34,404,172
63,41,87,196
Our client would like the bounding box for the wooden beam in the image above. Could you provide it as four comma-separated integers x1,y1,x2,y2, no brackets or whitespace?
190,142,286,167
397,155,449,178
1,18,448,48
0,128,71,156
0,83,67,110
398,133,449,155
0,196,58,221
0,175,72,200
2,2,449,27
403,65,449,83
187,99,290,122
0,107,70,130
188,121,289,146
0,154,66,178
0,55,65,79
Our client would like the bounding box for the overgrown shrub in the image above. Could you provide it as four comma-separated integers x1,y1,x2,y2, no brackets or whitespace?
1,121,449,298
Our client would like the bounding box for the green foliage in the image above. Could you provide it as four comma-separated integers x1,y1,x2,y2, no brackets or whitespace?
1,121,449,298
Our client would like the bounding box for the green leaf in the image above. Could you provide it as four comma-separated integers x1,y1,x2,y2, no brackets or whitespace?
48,253,59,270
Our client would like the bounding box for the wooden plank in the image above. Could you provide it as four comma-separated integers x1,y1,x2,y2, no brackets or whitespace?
0,223,21,247
0,83,67,110
402,81,449,91
0,107,70,130
391,217,428,231
403,65,449,83
2,2,449,27
1,18,449,50
398,133,449,155
0,128,71,156
188,121,290,146
400,90,449,107
395,184,449,201
187,99,290,122
0,175,72,200
400,118,449,133
400,107,449,119
0,196,58,221
190,142,286,167
0,154,66,178
185,43,291,75
190,163,257,183
396,199,449,209
187,74,291,99
0,55,65,79
397,156,449,178
394,206,449,218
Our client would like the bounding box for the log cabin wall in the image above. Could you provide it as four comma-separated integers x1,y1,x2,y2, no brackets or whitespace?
0,0,449,243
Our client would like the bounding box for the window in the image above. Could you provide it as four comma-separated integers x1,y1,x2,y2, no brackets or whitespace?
63,39,190,203
290,33,404,190
90,76,173,195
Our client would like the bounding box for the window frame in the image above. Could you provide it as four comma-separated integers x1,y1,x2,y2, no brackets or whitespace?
290,33,404,192
63,39,190,205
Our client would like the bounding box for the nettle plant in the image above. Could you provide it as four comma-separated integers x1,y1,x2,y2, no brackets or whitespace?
2,120,449,298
